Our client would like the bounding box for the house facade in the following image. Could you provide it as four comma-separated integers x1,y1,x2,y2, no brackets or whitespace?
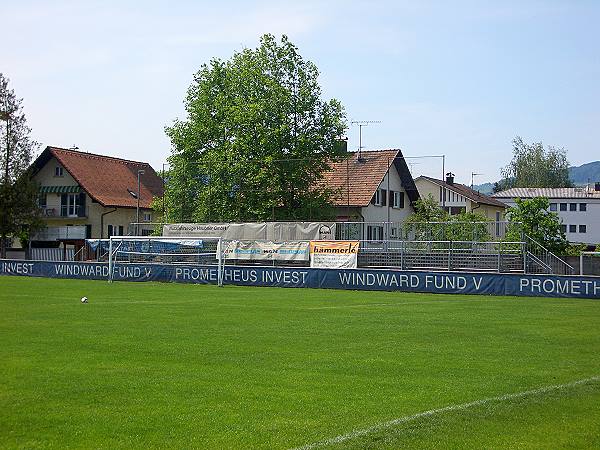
30,146,164,249
320,149,420,240
493,186,600,245
415,174,507,221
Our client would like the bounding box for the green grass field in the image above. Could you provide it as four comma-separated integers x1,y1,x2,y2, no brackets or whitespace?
1,276,599,449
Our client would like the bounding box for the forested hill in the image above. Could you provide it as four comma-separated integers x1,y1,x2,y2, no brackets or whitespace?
472,161,600,194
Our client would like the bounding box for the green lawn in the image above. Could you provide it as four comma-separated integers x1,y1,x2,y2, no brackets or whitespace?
1,276,599,449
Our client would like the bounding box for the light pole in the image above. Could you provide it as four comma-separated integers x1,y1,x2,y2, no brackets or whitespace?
136,169,145,235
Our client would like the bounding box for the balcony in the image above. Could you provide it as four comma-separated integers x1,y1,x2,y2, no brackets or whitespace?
41,205,88,218
32,225,87,241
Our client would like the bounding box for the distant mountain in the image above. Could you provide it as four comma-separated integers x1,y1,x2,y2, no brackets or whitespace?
569,161,600,186
471,182,494,195
471,161,600,193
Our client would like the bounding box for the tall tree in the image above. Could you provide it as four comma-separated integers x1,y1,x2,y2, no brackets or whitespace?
500,136,572,189
163,34,347,222
0,74,42,257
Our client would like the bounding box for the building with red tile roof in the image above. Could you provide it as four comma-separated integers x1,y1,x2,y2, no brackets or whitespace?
319,149,420,239
30,146,164,244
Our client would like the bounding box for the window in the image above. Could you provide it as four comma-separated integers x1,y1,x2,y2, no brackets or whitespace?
38,193,47,208
390,227,398,238
118,226,124,236
107,225,113,236
560,224,567,233
372,190,381,206
549,203,557,211
579,225,587,233
54,166,63,177
439,186,443,202
569,224,577,233
496,211,501,236
570,203,577,211
392,191,405,209
449,206,466,215
367,225,384,241
580,203,587,212
560,203,567,211
60,193,79,217
143,212,152,222
371,189,386,206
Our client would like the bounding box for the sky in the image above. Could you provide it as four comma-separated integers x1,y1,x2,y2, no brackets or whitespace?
3,0,599,185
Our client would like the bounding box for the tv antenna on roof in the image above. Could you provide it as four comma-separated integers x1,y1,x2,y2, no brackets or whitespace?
351,120,381,160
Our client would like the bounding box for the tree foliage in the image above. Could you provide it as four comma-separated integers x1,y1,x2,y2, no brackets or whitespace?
162,34,347,222
500,136,572,190
403,194,491,241
505,197,568,254
0,73,42,256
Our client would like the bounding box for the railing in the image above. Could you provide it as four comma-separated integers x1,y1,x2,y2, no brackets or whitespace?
335,221,516,241
40,206,88,218
357,240,525,273
523,235,575,275
32,226,87,241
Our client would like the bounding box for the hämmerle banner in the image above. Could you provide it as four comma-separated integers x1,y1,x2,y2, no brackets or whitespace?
310,241,359,268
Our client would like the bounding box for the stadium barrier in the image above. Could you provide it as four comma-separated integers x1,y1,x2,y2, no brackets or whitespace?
1,259,599,299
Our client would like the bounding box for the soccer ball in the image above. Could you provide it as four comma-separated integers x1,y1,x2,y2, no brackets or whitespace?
81,296,88,303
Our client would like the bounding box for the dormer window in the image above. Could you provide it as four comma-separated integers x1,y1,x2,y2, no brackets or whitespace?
55,166,64,177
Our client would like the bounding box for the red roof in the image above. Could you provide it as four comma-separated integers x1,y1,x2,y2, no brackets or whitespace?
320,149,420,207
33,147,164,208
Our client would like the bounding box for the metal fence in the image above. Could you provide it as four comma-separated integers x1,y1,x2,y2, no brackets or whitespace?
335,221,515,241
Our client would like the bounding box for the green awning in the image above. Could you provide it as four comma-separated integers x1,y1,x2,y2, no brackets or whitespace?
39,185,81,194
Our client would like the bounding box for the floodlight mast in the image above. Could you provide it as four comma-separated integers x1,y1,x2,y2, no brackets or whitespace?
351,120,381,159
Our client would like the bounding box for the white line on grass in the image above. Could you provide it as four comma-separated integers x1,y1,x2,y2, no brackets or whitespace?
291,375,600,450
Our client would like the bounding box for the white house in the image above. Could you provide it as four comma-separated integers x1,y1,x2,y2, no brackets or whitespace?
320,149,420,239
493,186,600,245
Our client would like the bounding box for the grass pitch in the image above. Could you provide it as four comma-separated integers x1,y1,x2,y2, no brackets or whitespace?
1,276,599,449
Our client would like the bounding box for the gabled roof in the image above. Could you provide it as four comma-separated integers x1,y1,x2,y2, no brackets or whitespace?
493,187,600,200
31,146,164,208
320,149,420,207
417,176,507,208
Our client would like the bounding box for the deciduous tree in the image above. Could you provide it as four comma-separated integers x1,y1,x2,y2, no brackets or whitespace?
163,34,347,222
0,74,42,257
500,136,572,189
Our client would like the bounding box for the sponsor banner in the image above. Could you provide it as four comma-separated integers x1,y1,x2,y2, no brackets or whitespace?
1,259,600,299
220,241,309,261
163,222,335,241
310,241,359,269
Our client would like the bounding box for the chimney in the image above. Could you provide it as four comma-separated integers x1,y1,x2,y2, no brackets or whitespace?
446,172,455,186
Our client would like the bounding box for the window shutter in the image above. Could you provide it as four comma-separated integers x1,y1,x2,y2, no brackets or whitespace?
389,190,394,206
367,226,372,240
107,225,113,236
78,193,86,217
381,189,387,206
399,192,405,208
371,193,376,205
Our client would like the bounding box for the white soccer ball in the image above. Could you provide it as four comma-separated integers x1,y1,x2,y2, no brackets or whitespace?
81,296,88,303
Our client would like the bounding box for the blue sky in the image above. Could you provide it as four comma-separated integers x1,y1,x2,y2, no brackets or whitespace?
3,0,599,184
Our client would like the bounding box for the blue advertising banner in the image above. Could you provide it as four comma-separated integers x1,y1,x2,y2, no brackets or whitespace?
1,259,599,299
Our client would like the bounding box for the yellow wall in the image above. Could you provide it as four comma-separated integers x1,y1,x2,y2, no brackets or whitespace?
34,156,154,239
